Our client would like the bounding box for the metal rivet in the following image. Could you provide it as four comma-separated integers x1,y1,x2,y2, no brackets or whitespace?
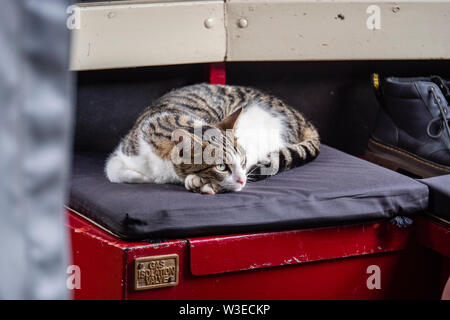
204,18,215,29
237,18,248,28
392,5,400,13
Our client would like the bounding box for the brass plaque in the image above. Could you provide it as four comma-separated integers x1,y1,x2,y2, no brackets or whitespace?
134,254,179,291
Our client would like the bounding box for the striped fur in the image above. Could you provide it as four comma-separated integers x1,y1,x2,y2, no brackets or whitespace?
105,83,320,193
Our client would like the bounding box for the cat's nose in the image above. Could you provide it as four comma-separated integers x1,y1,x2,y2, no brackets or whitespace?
236,178,246,185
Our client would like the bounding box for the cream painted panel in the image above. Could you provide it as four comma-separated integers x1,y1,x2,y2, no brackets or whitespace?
70,1,226,70
227,0,450,61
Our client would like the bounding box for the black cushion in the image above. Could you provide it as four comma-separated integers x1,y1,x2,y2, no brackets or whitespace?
420,175,450,222
68,145,428,241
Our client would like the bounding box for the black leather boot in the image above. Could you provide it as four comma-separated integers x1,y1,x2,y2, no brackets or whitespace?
366,75,450,178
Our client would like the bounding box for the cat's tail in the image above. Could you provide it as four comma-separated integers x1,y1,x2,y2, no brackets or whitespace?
285,123,320,168
247,126,320,181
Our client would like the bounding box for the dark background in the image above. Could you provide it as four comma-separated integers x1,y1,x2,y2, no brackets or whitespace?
75,60,450,156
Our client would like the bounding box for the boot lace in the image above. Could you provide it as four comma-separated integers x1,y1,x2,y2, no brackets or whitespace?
427,86,450,140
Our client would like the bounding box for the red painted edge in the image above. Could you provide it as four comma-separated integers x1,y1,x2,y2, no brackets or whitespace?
68,209,448,279
416,216,450,258
188,220,414,276
67,211,126,299
209,62,226,85
67,210,185,250
68,211,147,249
67,211,188,299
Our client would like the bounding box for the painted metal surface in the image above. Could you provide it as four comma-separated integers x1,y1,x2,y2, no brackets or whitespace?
70,0,226,70
68,213,126,299
67,210,444,299
209,62,226,84
68,211,189,299
188,221,413,276
71,0,450,71
127,246,442,300
416,216,450,258
227,0,450,61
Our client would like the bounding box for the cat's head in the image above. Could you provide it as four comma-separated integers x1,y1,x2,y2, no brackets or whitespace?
171,108,247,193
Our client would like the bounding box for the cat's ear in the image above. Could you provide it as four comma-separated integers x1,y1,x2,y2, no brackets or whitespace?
216,108,243,131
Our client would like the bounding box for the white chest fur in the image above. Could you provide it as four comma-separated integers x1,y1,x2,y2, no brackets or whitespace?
234,103,286,170
106,103,285,184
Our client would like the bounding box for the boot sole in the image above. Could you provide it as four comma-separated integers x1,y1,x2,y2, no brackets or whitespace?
365,138,450,178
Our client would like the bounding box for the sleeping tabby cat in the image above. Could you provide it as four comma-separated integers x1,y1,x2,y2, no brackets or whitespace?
105,84,320,194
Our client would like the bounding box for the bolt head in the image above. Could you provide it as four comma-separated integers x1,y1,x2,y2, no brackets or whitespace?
237,18,248,28
204,18,215,29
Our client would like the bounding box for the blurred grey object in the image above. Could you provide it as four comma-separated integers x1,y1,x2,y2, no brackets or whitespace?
0,0,73,299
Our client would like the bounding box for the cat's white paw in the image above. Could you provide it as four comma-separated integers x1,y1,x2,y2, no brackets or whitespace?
184,175,220,195
184,174,204,191
200,183,220,195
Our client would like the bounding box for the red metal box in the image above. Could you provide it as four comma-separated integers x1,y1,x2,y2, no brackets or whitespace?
67,210,449,300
